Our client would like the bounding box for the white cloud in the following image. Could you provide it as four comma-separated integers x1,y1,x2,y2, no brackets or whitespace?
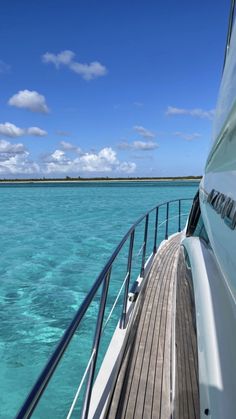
42,50,75,67
0,153,39,174
173,131,201,141
133,125,155,139
0,139,25,154
79,147,117,172
166,106,214,120
0,123,24,138
42,50,107,81
132,140,159,150
60,141,81,153
0,122,47,138
118,162,136,173
43,147,136,174
0,141,136,176
118,126,158,151
0,140,39,174
60,141,74,150
118,140,159,151
27,127,47,136
51,149,67,162
0,60,10,74
70,61,107,80
8,90,49,113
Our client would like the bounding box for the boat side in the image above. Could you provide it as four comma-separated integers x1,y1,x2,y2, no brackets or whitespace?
181,15,236,417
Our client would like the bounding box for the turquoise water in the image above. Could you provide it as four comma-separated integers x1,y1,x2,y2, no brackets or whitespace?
0,181,198,418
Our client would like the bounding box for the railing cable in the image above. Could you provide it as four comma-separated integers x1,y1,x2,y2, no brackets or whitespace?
103,273,128,332
66,349,96,419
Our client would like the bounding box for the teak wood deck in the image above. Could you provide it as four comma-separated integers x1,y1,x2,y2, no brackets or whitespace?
107,234,200,419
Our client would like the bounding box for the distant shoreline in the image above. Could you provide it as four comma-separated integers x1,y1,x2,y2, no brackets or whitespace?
0,176,201,184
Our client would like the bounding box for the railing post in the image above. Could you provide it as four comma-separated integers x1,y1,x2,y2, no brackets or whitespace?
178,200,181,232
81,268,111,419
140,214,149,277
120,230,135,329
153,207,159,254
165,202,169,240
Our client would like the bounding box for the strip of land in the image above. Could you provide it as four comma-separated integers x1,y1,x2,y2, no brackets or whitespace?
0,176,202,183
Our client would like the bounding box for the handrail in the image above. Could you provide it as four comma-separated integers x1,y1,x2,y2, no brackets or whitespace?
16,197,193,419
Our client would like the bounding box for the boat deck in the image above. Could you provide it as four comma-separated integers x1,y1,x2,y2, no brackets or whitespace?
106,234,199,419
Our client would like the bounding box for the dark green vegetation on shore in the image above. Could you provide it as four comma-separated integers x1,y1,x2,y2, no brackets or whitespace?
0,176,202,183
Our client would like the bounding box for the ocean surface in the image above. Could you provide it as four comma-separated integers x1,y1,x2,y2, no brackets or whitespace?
0,181,198,418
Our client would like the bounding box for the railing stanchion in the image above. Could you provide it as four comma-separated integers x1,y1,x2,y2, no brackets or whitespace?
178,200,181,232
120,230,135,329
153,207,159,253
141,214,149,277
165,202,169,240
81,268,111,419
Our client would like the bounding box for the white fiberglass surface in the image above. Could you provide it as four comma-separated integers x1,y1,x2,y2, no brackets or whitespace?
211,22,236,149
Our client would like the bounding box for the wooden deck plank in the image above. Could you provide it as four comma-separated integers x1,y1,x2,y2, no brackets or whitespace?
142,256,170,419
160,246,179,419
124,243,176,419
152,244,177,418
111,248,167,419
174,248,200,419
107,236,199,419
137,246,174,418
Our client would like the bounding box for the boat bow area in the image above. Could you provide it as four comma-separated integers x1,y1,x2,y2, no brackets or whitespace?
105,234,199,419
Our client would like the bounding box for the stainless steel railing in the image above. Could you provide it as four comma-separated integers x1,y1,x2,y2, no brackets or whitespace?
16,198,193,419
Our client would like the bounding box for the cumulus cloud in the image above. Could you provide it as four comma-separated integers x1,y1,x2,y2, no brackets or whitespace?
43,147,136,174
50,149,67,162
0,139,25,154
133,125,155,139
166,106,214,120
79,147,118,172
0,122,47,138
0,60,10,74
42,50,107,81
173,132,201,141
27,127,47,136
8,90,49,113
0,123,24,138
0,141,136,176
0,140,39,174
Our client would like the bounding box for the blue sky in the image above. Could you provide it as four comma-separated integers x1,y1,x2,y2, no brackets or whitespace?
0,0,230,178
